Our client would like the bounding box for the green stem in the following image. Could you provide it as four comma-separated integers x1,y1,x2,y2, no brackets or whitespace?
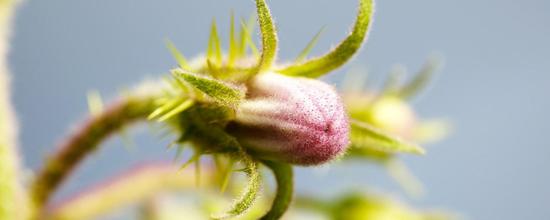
0,0,25,219
260,160,293,220
30,95,157,215
46,163,213,220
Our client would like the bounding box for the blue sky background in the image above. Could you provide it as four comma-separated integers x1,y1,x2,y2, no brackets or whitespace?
9,0,550,219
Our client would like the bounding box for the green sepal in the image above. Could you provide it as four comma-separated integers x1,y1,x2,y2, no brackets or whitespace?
240,19,260,58
165,40,191,70
218,157,235,194
179,150,201,171
179,109,261,219
148,99,194,122
157,100,194,122
397,57,442,99
208,19,223,65
172,69,245,107
384,159,424,197
346,145,393,163
350,120,425,155
295,26,325,62
206,58,222,77
228,12,238,67
254,0,278,73
239,16,258,57
212,150,261,219
277,0,374,78
380,65,405,96
194,154,202,187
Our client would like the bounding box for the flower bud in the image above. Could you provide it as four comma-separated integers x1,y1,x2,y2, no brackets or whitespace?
345,94,417,140
228,72,349,165
368,96,417,139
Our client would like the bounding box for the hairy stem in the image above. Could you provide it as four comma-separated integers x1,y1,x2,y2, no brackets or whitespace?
46,163,213,220
260,160,293,220
31,95,157,215
0,0,25,219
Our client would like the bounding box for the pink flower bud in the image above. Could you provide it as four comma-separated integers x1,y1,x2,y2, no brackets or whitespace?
229,72,350,165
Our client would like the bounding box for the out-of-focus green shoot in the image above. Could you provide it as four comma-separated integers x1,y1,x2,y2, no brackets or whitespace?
341,57,450,196
295,192,457,220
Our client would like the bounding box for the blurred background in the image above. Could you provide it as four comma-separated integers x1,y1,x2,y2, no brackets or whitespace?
9,0,550,219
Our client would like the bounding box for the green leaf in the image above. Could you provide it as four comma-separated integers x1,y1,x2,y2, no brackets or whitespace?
260,160,294,220
295,26,325,62
207,19,223,65
397,56,442,99
277,0,374,78
254,0,278,73
212,150,261,219
172,69,245,107
165,40,191,70
350,120,425,155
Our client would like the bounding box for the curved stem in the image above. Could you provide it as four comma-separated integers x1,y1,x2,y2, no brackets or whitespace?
260,160,293,220
46,163,214,220
0,0,25,219
30,95,157,214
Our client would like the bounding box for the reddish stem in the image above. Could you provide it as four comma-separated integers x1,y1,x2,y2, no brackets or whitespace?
30,96,156,214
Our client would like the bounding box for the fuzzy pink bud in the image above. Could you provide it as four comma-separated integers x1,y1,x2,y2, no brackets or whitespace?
229,72,350,165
